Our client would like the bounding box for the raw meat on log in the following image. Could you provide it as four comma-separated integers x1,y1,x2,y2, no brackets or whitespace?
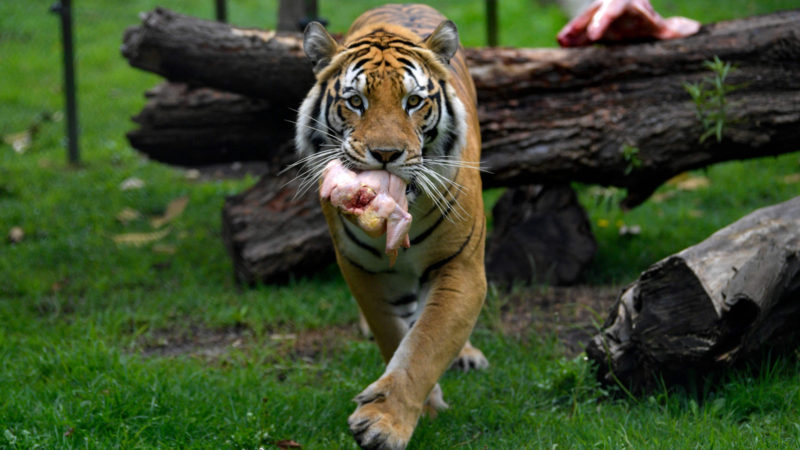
557,0,701,47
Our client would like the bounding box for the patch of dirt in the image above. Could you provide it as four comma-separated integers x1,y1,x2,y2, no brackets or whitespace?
184,161,271,181
493,284,621,356
136,286,620,362
137,322,361,363
140,323,252,359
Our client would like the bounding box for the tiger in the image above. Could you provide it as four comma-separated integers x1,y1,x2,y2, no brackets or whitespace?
294,4,487,449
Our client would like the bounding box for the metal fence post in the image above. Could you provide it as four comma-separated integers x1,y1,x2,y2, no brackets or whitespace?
50,0,80,165
215,0,227,22
486,0,498,47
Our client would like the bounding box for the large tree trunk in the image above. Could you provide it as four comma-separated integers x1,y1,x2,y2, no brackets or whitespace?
585,196,800,392
122,8,800,207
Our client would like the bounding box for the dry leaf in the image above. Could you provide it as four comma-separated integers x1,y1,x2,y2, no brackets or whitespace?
689,209,704,218
152,244,177,254
270,334,297,341
119,177,145,191
275,439,302,449
666,172,690,185
675,176,710,191
651,191,676,203
8,226,24,243
112,228,170,246
782,174,800,184
3,130,32,153
116,208,142,224
151,196,189,228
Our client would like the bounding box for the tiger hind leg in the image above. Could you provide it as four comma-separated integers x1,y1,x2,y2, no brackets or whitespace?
450,340,489,372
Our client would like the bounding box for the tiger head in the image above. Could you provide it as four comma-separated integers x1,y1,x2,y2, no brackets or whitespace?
295,20,468,200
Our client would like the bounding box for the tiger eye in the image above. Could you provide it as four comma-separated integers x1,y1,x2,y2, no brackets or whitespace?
407,95,422,108
347,96,363,109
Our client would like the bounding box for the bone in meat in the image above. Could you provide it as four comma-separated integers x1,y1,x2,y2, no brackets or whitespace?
320,160,412,266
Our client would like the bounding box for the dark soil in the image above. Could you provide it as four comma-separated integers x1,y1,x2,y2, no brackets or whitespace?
494,285,620,356
136,285,620,362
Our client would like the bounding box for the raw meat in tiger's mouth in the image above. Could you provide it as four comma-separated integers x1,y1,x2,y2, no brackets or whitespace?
320,159,412,266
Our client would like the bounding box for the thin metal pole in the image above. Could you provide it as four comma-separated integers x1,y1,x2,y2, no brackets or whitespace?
215,0,227,23
51,0,80,165
486,0,498,47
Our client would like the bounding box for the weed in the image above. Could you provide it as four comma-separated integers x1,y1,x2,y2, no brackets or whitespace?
684,56,743,143
622,144,642,175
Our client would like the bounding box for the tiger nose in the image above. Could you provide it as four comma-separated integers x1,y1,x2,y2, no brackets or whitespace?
369,148,404,164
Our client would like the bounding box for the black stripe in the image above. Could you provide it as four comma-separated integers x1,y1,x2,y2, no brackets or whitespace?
343,254,377,274
438,79,457,156
386,38,419,47
336,105,345,122
395,57,415,68
340,216,381,258
411,198,455,245
352,57,370,71
420,179,461,219
324,92,334,118
420,221,476,285
398,310,416,319
403,66,418,83
439,130,457,156
389,294,417,306
309,80,327,134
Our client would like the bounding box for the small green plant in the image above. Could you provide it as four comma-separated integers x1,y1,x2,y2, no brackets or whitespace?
622,144,642,175
684,56,742,143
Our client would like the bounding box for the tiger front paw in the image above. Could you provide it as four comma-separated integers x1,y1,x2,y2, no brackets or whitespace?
348,374,420,450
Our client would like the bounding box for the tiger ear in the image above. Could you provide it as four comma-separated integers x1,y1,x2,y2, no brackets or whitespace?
422,20,459,63
303,21,340,73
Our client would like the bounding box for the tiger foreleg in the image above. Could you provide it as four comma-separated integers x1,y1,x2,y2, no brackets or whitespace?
348,259,486,449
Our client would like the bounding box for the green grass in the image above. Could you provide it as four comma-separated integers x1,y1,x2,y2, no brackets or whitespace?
2,0,800,448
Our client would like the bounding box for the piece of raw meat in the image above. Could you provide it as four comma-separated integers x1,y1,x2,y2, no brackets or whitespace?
557,0,701,47
320,160,412,266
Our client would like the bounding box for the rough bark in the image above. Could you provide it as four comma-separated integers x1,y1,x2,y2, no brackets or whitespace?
121,7,315,106
221,170,334,284
122,8,800,207
585,196,800,392
127,82,296,168
470,9,800,207
486,184,596,286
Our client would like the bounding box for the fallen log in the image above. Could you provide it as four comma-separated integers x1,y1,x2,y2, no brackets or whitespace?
221,170,334,284
123,8,800,207
128,82,296,167
585,196,800,392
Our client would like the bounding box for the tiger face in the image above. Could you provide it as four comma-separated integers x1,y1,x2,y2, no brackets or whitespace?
295,20,468,206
